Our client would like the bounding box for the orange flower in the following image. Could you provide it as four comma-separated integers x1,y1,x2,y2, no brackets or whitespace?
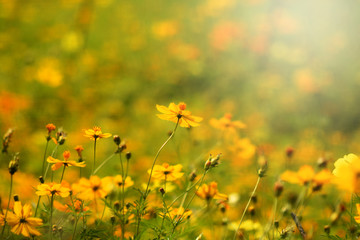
281,165,332,189
0,201,43,237
148,163,184,181
210,113,246,131
72,176,113,200
54,199,89,213
36,182,71,197
47,150,86,171
83,126,112,140
74,145,84,155
46,123,56,134
196,182,228,201
156,102,203,128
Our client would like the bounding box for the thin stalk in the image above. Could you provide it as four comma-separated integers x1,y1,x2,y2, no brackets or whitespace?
144,119,179,199
120,153,125,240
42,140,50,176
232,176,261,240
1,174,13,237
91,139,97,176
34,196,41,217
44,145,59,180
93,153,115,175
59,166,66,183
72,215,80,240
50,194,54,240
272,197,278,240
158,177,168,239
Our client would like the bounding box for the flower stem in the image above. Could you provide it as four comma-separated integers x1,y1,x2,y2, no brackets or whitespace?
1,174,13,237
44,144,59,180
59,166,66,183
93,153,115,175
120,153,125,240
232,176,261,240
91,139,97,176
34,196,41,217
72,214,80,240
42,140,50,176
50,194,54,240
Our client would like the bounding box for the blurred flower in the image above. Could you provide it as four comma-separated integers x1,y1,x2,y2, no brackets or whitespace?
210,113,246,131
36,58,63,87
61,31,83,53
47,150,86,171
72,175,113,200
354,204,360,223
196,182,228,201
169,207,192,220
210,21,244,51
152,21,178,39
0,201,42,237
54,199,89,213
229,138,256,166
36,182,70,197
113,175,134,188
281,165,332,190
114,226,134,238
156,102,203,128
74,145,84,158
148,163,184,181
46,123,56,135
83,126,112,140
333,154,360,193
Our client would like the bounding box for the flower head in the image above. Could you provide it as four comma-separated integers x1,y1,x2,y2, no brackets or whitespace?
169,207,192,220
156,102,203,128
210,113,246,131
0,201,43,237
46,123,56,134
84,126,112,140
196,182,228,201
36,182,71,197
333,153,360,193
113,175,134,188
72,175,113,200
281,165,332,190
74,145,84,157
148,163,184,181
47,150,86,171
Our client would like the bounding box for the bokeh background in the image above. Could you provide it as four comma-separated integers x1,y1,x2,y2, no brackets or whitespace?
0,1,360,237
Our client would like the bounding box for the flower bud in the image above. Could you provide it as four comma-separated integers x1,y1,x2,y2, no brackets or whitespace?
39,176,45,184
317,157,328,168
285,147,294,158
159,188,165,195
126,152,131,160
257,156,267,178
204,160,211,170
189,171,197,182
13,194,19,202
2,128,14,153
324,225,330,234
274,181,284,198
113,135,121,146
110,216,116,225
114,201,120,211
8,153,20,175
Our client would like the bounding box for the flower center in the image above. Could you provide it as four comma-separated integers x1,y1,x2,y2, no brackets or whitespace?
93,185,100,191
20,218,27,223
163,171,171,175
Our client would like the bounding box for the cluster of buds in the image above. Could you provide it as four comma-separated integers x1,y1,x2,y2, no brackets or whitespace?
204,153,222,170
8,152,20,175
113,135,127,153
2,128,14,153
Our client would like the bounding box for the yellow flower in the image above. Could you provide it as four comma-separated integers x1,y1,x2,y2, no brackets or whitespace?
196,182,228,201
83,126,112,140
169,207,192,220
355,204,360,223
281,165,332,189
210,113,246,131
148,163,184,181
72,175,113,200
47,150,86,171
36,182,71,197
0,201,42,237
113,175,134,188
156,102,203,128
333,153,360,193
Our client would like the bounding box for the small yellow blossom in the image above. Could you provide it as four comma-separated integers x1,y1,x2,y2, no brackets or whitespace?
148,163,184,181
47,150,86,171
0,201,43,237
169,207,192,220
210,113,246,131
36,182,71,197
354,204,360,223
156,102,203,128
196,182,228,201
72,175,113,200
113,175,134,188
83,126,112,140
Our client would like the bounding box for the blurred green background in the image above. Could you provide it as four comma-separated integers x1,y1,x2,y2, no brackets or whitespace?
1,0,360,171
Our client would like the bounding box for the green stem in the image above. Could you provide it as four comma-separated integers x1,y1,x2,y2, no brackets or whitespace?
91,139,97,176
59,166,66,183
144,119,179,199
50,194,54,240
232,176,261,240
44,145,59,180
34,196,41,217
93,153,115,175
42,140,50,176
72,215,80,240
120,153,125,240
1,174,13,237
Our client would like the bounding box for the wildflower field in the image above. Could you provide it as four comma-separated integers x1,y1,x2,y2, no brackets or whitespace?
1,0,360,239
